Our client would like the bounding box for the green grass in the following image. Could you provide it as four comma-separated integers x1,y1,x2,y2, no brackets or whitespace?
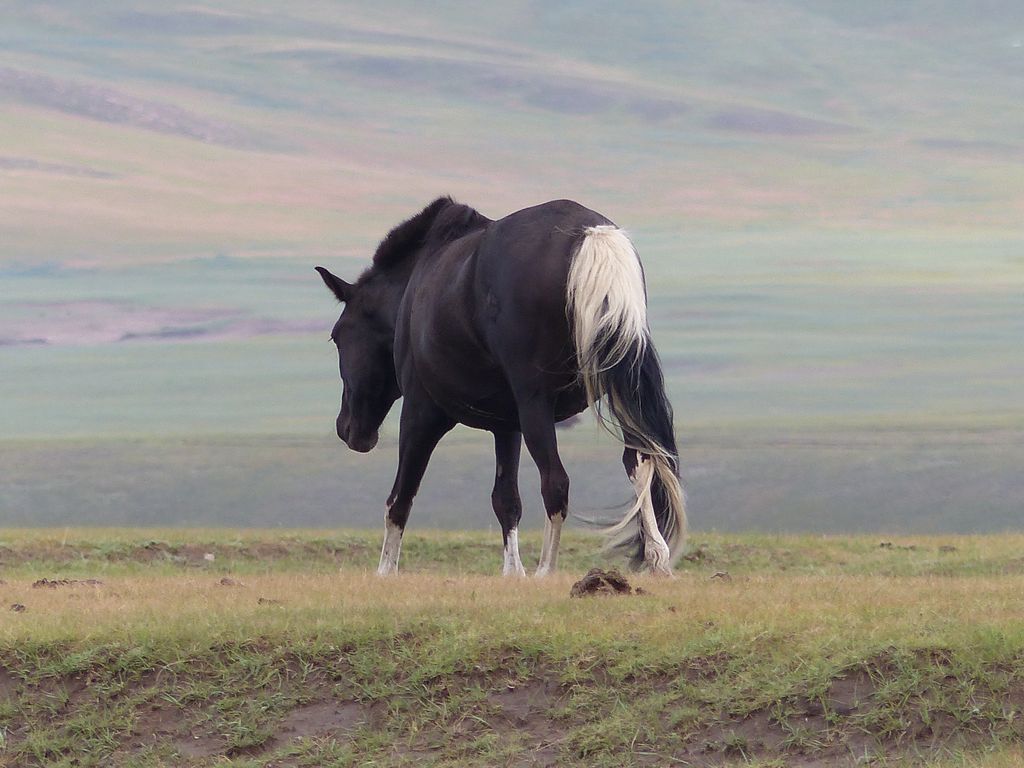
1,529,1023,766
1,528,1022,579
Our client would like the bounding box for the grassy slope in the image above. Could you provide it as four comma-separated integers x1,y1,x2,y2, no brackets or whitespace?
5,2,1023,435
1,529,1023,767
2,0,1022,259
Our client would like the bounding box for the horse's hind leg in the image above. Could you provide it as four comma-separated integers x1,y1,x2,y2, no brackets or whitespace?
492,430,526,576
517,397,569,577
379,396,454,576
623,448,672,574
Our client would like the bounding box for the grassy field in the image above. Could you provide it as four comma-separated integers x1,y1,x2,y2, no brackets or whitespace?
2,529,1023,767
4,10,1022,762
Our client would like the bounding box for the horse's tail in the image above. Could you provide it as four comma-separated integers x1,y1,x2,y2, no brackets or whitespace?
566,225,687,573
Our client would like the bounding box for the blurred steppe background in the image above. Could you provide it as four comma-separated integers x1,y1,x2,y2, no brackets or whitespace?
1,1,1022,532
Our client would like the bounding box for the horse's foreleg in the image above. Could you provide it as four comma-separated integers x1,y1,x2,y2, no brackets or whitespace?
517,399,569,577
378,399,454,576
492,430,526,577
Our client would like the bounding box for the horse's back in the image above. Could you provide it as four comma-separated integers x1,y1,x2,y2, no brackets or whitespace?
474,199,610,322
479,199,611,276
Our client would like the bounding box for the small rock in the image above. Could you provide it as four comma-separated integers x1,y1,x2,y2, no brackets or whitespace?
203,553,216,562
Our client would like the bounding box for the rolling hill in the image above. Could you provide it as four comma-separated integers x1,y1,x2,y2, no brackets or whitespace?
1,2,1022,531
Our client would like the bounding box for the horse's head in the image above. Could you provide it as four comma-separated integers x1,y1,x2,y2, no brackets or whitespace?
315,266,401,453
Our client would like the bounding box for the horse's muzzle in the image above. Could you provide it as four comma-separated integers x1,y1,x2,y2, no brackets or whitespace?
337,413,378,453
345,431,378,453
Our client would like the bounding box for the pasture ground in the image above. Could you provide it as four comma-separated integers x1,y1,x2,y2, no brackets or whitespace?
1,529,1023,767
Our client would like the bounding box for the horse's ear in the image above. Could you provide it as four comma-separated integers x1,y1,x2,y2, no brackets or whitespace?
315,266,353,303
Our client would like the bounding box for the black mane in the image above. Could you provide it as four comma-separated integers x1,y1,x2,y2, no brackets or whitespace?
370,196,490,272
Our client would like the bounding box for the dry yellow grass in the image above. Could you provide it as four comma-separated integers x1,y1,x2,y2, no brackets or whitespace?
5,570,1023,654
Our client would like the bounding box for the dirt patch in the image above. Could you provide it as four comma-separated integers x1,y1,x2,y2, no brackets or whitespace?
280,699,371,739
133,540,177,563
172,733,225,759
225,697,382,759
31,578,103,588
695,709,791,757
0,667,20,700
671,652,1024,767
827,668,874,714
682,652,734,683
131,700,225,759
682,708,862,766
461,681,566,767
491,680,561,726
570,567,634,597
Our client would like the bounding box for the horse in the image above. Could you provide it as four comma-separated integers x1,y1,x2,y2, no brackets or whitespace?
316,197,686,576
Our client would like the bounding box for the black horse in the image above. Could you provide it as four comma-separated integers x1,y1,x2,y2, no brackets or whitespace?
317,197,685,576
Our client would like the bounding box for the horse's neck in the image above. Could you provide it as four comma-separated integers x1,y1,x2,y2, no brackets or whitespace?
374,266,416,334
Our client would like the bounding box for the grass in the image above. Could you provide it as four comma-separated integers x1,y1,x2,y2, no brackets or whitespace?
1,529,1023,766
2,527,1023,578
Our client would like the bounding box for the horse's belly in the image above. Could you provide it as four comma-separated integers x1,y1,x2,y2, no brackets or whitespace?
426,368,520,430
419,358,587,432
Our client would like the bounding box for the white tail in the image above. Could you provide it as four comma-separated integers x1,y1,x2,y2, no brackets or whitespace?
566,225,687,573
567,225,648,405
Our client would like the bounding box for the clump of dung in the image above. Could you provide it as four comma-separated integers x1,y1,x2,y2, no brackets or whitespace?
570,568,635,597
